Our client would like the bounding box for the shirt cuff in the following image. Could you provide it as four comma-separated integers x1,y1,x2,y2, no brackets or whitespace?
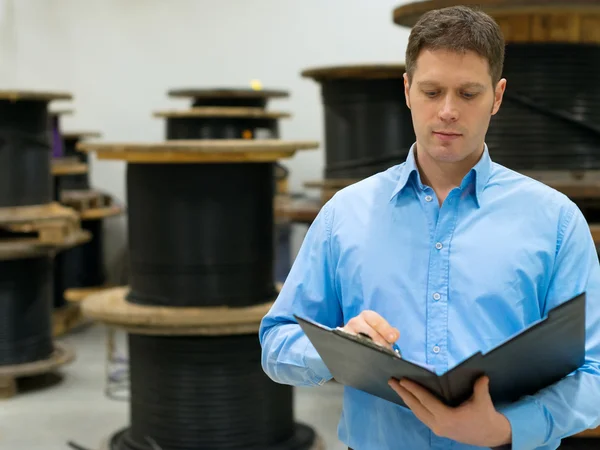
303,338,333,385
498,397,548,450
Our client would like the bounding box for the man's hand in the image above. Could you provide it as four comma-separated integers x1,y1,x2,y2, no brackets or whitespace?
388,376,512,447
342,310,399,350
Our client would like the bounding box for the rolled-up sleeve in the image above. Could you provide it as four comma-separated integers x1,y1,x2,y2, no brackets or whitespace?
499,203,600,449
259,199,343,387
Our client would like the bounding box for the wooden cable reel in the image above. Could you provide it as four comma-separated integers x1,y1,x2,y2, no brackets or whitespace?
285,64,415,225
157,87,290,140
78,139,323,450
393,0,600,442
0,90,81,398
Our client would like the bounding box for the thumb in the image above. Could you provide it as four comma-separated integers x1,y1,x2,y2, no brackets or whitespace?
473,376,492,403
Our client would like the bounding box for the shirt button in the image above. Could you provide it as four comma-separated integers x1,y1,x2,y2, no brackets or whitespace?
425,195,433,202
435,242,443,250
433,293,441,301
433,346,441,354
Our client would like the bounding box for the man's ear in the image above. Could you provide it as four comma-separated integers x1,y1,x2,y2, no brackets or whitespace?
403,73,411,110
491,78,507,115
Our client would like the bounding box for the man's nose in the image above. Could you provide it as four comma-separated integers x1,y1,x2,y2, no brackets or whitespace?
438,96,459,122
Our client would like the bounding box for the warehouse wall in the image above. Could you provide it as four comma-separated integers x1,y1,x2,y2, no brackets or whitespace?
0,0,411,273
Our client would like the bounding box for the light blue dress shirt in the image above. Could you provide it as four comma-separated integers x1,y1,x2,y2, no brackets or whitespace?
259,144,600,450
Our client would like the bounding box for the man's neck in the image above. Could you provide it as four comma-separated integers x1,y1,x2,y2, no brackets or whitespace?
414,143,484,205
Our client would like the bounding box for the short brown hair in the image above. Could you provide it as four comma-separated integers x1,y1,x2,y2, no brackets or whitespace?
405,6,505,86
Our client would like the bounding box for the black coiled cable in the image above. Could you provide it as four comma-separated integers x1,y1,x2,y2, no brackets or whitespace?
0,99,53,208
111,334,316,450
125,163,276,308
320,77,415,179
0,256,54,365
487,43,600,171
54,219,106,309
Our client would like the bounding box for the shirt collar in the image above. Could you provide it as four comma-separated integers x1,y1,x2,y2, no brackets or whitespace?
389,143,493,207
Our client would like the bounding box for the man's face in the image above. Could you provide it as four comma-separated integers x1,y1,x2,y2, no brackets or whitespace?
404,49,506,164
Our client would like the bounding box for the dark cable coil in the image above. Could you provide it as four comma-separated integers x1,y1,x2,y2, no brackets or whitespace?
0,100,52,208
110,334,316,450
54,219,106,309
166,117,278,140
126,163,276,308
320,77,415,179
487,43,600,170
0,257,54,365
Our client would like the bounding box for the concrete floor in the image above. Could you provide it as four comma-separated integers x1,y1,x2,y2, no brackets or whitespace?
0,324,346,450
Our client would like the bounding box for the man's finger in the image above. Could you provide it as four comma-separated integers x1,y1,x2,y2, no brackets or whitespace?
399,379,449,416
389,379,436,426
351,322,393,349
362,310,400,344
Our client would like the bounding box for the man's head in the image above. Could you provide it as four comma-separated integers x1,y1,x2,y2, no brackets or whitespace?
403,6,506,167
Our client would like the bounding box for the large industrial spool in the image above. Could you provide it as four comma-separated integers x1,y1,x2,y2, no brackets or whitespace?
0,90,83,397
302,64,415,181
78,140,323,450
393,0,600,229
160,88,289,139
393,1,600,446
155,87,294,284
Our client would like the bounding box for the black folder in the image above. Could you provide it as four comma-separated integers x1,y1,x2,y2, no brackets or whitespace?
295,292,586,408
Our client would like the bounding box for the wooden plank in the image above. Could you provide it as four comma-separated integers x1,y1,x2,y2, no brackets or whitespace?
301,64,405,80
0,90,72,102
167,88,289,99
51,161,88,176
81,287,275,332
0,202,77,225
95,150,298,163
0,376,17,399
53,304,90,337
153,107,291,119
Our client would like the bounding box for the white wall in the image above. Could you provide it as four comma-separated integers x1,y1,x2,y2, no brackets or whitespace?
0,0,411,275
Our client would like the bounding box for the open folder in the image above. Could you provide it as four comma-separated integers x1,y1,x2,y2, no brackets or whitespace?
295,292,586,408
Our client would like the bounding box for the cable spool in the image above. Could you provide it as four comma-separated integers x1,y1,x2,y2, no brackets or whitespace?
82,288,322,450
158,88,290,140
302,64,415,180
157,87,292,283
0,92,70,208
58,131,102,191
0,91,79,398
78,139,320,450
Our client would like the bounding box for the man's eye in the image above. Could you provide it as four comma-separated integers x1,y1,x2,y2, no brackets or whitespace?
462,92,477,99
424,91,438,98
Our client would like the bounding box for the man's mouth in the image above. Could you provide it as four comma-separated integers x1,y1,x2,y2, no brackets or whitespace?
433,131,462,141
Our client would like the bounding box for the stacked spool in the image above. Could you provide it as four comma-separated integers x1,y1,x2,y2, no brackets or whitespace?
280,64,415,224
0,91,88,398
50,111,125,336
154,87,293,282
393,0,600,447
78,137,323,449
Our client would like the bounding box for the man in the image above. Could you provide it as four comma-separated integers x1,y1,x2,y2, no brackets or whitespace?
259,5,600,450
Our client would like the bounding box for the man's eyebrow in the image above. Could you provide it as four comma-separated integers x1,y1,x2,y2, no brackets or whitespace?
416,81,486,90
